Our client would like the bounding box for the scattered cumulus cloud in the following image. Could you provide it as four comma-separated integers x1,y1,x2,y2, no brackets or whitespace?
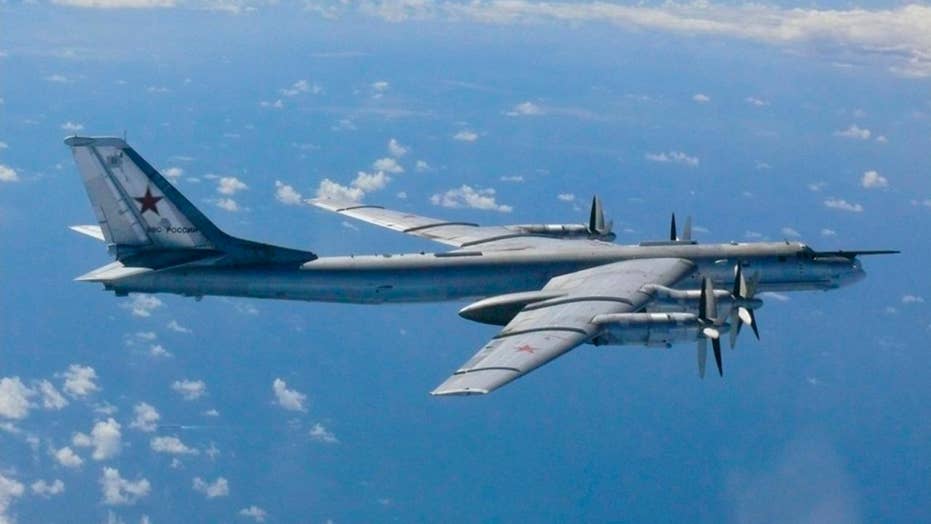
453,130,479,142
36,380,68,410
860,170,888,189
372,157,404,174
371,80,389,92
352,171,391,192
745,96,769,106
415,160,430,172
902,295,925,304
316,179,364,202
645,151,699,167
0,165,19,183
215,198,241,212
280,79,322,96
0,473,24,523
506,101,544,116
73,418,122,460
61,121,84,132
557,193,575,202
61,364,99,398
217,176,248,195
31,479,65,497
431,185,513,212
130,402,160,432
172,379,206,400
54,446,83,468
122,294,163,317
151,435,198,455
193,477,229,499
500,175,524,183
100,468,150,506
259,99,284,109
309,423,339,444
821,228,837,237
0,377,33,420
824,198,863,213
239,505,268,522
780,227,801,238
387,138,407,157
274,181,303,205
162,167,183,181
834,124,871,140
167,320,191,333
692,93,710,103
272,379,307,412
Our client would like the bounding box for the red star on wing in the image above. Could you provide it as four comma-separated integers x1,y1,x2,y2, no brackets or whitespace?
134,187,163,215
516,344,537,354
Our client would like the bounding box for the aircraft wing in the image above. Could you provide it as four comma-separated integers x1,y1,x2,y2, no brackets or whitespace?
431,258,696,396
311,198,593,250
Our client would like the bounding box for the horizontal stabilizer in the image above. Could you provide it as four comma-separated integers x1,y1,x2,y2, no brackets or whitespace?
75,261,152,282
70,225,106,242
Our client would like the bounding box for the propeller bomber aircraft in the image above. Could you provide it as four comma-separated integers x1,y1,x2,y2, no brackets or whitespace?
66,136,897,395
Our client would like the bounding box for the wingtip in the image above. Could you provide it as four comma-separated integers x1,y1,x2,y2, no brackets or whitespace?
430,387,489,397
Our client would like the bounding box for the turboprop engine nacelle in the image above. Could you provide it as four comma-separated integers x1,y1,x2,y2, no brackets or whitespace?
641,284,763,313
590,312,731,348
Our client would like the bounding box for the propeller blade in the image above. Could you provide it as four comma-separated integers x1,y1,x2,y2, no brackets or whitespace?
729,310,739,349
738,307,753,326
697,338,707,379
749,309,760,340
712,337,723,376
702,327,720,340
670,213,678,242
682,216,692,242
589,196,605,234
700,277,718,322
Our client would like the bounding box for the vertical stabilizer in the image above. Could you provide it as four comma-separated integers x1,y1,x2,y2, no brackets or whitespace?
65,136,226,254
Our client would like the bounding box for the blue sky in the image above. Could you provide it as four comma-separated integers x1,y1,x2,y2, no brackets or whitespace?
1,1,930,523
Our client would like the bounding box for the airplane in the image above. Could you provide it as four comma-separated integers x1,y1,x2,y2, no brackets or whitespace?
64,136,897,396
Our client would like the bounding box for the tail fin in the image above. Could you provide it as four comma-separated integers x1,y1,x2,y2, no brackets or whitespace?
66,136,315,267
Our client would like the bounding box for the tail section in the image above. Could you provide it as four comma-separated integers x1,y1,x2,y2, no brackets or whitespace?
66,136,315,271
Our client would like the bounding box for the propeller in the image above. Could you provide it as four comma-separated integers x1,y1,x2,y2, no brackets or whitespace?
669,213,692,242
696,277,723,378
588,196,615,240
729,264,761,348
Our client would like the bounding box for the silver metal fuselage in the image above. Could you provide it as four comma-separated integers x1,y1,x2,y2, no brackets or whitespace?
105,241,864,304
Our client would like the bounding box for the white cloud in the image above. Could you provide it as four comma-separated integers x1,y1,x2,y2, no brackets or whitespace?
77,418,121,461
415,160,430,172
46,74,71,83
0,165,19,183
453,130,479,142
151,436,198,455
274,181,303,205
61,364,100,398
388,138,408,158
215,198,241,212
315,179,365,202
60,121,84,132
821,228,837,237
861,170,888,189
557,193,575,202
353,171,391,192
645,151,699,167
309,423,339,444
0,473,24,523
745,96,769,106
217,176,248,195
875,135,888,143
0,142,7,150
902,295,925,304
808,182,827,192
31,479,65,497
162,167,183,180
780,227,801,238
506,101,544,116
500,175,524,183
149,344,172,358
259,99,284,109
166,320,191,333
272,379,307,412
130,402,160,432
192,477,229,499
280,79,322,96
358,3,931,78
0,377,34,420
122,294,163,317
100,468,150,506
371,80,390,92
824,198,864,213
834,124,871,140
692,93,710,103
239,505,268,522
145,85,169,94
172,379,206,400
430,185,512,213
36,380,68,410
372,157,404,174
54,446,84,468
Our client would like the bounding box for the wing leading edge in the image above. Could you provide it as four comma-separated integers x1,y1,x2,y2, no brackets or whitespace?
432,258,696,396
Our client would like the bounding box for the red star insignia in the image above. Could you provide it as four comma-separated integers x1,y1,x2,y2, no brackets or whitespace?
516,344,536,354
135,187,163,215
